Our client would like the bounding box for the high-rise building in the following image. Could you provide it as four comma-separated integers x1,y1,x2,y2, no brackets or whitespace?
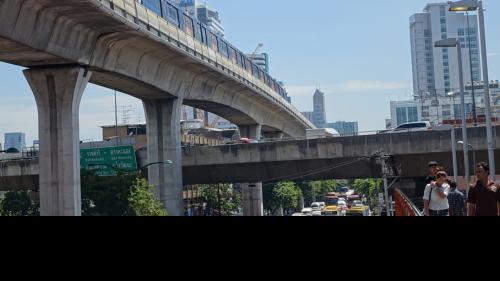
390,101,421,127
4,132,26,152
301,111,314,123
410,2,481,96
173,0,225,37
327,121,359,136
312,89,327,128
389,80,500,127
197,3,225,37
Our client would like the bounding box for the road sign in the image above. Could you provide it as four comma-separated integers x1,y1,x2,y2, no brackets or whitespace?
80,146,138,176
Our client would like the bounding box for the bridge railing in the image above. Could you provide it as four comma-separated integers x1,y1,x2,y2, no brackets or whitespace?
394,188,423,217
95,0,314,129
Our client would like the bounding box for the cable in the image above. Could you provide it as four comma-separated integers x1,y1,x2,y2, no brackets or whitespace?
262,156,374,183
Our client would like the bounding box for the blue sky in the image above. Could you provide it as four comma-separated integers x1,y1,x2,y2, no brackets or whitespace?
1,0,500,145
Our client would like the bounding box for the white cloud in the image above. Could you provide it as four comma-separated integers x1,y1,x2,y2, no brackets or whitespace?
488,52,499,57
333,80,410,93
286,80,410,97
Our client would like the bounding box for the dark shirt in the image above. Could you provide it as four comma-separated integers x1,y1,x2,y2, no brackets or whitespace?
467,182,500,216
448,188,465,216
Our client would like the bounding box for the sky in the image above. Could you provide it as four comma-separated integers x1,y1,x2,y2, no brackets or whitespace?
1,0,500,145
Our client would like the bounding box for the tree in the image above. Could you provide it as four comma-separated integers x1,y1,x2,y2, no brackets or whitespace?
199,184,241,216
0,190,39,216
264,182,301,215
128,178,167,216
297,180,343,207
351,179,381,207
81,170,166,216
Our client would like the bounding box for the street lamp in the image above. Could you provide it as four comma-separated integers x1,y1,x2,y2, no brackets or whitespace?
435,38,470,189
449,0,495,180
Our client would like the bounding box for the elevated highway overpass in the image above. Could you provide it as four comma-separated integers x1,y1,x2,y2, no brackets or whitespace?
2,126,499,189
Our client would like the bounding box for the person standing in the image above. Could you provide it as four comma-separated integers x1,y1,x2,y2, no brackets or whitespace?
423,171,450,216
447,180,465,216
425,161,441,185
467,162,500,216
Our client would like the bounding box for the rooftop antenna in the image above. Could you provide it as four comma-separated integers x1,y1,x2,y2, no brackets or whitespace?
121,105,134,125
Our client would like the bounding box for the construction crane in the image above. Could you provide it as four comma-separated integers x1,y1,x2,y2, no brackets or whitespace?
251,43,263,57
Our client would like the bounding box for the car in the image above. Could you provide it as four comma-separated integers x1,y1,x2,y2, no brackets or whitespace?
225,138,259,145
389,121,433,133
301,208,314,216
311,202,326,211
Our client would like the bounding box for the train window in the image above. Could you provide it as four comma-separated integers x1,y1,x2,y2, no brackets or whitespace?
208,32,218,51
163,2,179,26
200,26,208,45
229,47,238,63
246,58,253,72
194,23,202,41
143,0,162,15
252,64,259,77
218,39,229,58
183,15,194,36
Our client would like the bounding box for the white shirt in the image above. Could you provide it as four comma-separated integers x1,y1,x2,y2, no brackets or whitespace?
423,183,450,211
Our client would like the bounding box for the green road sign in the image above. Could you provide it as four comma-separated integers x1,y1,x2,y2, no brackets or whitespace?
80,146,138,176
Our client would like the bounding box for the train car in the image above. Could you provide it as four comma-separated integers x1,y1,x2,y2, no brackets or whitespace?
134,0,286,101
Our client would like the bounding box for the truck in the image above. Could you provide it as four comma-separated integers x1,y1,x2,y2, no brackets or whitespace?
306,128,340,139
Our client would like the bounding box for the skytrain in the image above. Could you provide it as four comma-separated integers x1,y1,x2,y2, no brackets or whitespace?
118,0,291,101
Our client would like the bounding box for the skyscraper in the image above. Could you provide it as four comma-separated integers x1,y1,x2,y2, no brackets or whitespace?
410,2,481,96
312,89,327,128
174,0,225,37
4,132,26,152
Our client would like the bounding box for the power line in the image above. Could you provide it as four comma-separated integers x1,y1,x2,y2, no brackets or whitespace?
262,156,373,183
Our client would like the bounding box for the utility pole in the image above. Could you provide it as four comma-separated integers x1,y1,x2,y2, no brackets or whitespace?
380,153,392,217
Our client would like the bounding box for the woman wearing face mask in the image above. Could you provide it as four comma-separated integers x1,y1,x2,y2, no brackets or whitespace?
423,171,450,217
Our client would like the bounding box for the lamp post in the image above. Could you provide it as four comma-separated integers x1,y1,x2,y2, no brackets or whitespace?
458,141,476,174
465,11,477,126
449,0,495,180
435,38,470,189
448,91,457,121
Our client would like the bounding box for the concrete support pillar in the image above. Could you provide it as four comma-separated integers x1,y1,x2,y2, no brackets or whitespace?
143,98,183,216
241,183,264,216
24,66,91,216
238,124,262,140
238,124,264,216
264,132,284,140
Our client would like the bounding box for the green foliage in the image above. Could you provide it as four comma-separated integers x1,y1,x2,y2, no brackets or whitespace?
297,180,344,206
199,184,241,216
264,181,301,215
128,178,167,216
351,179,381,200
0,190,39,216
81,170,166,216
